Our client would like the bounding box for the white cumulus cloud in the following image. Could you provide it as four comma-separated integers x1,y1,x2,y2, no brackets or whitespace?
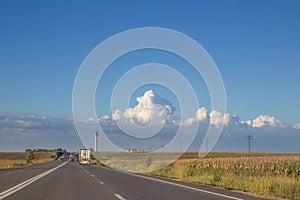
182,107,208,126
252,115,286,128
294,124,300,129
196,107,208,121
112,90,174,126
182,108,232,128
209,110,230,128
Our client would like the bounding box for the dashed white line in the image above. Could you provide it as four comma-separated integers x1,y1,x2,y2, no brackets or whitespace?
79,165,104,185
94,165,243,200
0,161,68,200
114,194,127,200
98,181,104,185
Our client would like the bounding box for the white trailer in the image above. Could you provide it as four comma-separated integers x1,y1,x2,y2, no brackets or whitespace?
79,149,90,164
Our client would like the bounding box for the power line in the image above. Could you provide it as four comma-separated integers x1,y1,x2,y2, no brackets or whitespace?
245,134,253,152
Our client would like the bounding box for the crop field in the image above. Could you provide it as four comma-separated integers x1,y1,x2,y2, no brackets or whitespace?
92,151,183,172
150,152,300,200
0,152,57,169
93,151,299,199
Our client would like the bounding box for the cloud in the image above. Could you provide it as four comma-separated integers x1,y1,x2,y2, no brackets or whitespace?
182,107,208,126
209,110,229,128
0,115,74,130
196,107,208,121
104,91,295,133
112,90,175,126
98,115,114,126
251,115,286,128
182,109,292,131
241,120,252,126
1,91,300,152
182,108,235,128
294,124,300,129
0,115,82,151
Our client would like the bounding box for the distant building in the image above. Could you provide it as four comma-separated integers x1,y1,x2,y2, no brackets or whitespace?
127,149,138,152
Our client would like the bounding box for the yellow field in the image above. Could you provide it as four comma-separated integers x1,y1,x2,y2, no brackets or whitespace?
150,152,300,200
0,152,57,169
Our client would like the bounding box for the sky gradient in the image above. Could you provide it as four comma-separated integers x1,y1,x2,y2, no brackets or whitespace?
0,1,300,151
1,1,300,124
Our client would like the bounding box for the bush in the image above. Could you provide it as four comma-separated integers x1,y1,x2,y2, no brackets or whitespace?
145,154,153,167
26,150,34,164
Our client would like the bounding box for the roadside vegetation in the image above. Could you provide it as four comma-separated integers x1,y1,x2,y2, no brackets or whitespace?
0,148,66,169
149,152,300,200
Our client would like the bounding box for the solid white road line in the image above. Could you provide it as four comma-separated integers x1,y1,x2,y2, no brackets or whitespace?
95,165,244,200
0,161,68,200
131,173,244,200
114,194,127,200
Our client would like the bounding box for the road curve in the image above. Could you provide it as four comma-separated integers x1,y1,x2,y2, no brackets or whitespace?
0,161,269,200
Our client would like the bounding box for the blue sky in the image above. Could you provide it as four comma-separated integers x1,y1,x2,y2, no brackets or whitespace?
0,1,300,152
1,0,300,124
0,1,300,124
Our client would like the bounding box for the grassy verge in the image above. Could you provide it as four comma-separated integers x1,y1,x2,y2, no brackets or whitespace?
0,151,59,169
149,152,300,200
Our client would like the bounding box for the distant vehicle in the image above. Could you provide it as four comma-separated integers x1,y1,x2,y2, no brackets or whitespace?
79,149,91,164
60,155,65,161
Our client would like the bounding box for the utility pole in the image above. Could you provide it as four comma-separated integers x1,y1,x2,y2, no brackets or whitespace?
94,130,98,151
246,134,253,152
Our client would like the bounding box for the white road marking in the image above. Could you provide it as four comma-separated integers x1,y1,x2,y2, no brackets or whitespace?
98,181,104,185
131,173,244,200
95,165,244,200
0,162,68,200
79,165,105,185
114,194,127,200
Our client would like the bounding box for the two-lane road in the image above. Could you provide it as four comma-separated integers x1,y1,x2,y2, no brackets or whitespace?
0,161,268,200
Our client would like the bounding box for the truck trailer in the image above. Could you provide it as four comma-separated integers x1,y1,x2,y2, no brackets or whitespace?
79,149,91,164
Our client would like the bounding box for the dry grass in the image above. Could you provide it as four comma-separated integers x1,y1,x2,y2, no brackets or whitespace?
91,151,299,198
150,152,300,200
0,152,57,169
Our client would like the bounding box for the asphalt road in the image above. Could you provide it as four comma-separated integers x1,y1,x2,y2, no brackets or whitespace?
0,160,269,200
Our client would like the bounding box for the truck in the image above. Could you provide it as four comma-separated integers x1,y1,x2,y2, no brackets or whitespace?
79,149,91,164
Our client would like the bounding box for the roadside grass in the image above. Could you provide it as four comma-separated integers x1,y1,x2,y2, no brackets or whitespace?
92,151,299,199
150,152,300,200
0,152,58,169
92,151,182,172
